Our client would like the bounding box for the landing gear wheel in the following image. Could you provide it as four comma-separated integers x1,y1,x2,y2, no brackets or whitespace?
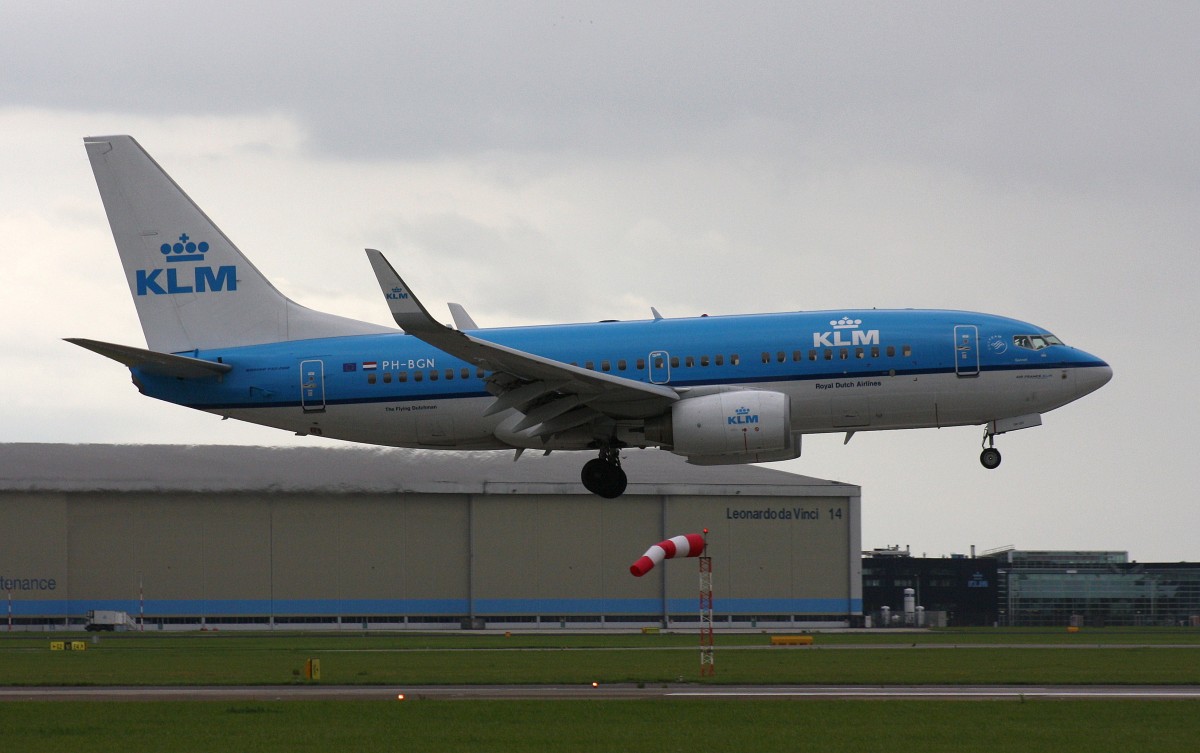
980,447,1002,470
581,454,628,498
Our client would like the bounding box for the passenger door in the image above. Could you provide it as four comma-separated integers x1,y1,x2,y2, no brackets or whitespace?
954,325,980,377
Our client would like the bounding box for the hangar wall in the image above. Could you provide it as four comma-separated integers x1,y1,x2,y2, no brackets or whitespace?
0,445,861,629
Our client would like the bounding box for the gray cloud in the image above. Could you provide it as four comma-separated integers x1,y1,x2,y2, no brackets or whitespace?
1,2,1197,559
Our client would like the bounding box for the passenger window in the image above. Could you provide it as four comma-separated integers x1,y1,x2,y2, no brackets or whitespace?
871,346,880,358
445,369,454,380
617,360,627,371
824,349,833,361
637,358,646,370
776,351,786,363
383,372,392,383
808,349,817,361
585,361,594,370
731,354,740,366
670,356,680,368
461,368,470,379
685,356,695,368
601,360,611,372
414,371,424,382
792,350,802,362
715,354,724,366
700,355,710,367
886,345,895,357
855,347,864,359
429,370,439,381
367,373,377,385
652,356,664,369
476,368,486,378
761,352,770,364
902,345,912,357
839,349,848,360
399,371,408,383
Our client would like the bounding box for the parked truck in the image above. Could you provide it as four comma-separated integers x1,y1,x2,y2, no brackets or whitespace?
84,610,136,631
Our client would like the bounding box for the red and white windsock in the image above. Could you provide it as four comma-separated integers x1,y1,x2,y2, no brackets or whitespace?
630,533,706,577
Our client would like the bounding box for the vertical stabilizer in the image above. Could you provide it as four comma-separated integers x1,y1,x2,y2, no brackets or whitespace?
84,136,389,352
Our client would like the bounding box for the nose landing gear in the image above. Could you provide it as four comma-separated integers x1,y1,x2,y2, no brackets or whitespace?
980,431,1002,469
581,446,628,498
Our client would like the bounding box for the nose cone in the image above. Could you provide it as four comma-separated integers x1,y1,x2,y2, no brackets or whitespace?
1075,357,1113,398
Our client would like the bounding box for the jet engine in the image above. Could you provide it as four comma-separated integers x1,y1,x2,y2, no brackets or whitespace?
645,390,798,463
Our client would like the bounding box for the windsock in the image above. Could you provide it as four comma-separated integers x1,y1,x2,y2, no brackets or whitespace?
630,533,706,577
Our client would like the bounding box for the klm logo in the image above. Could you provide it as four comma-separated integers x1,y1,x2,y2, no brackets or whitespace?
728,406,759,426
136,234,237,296
813,316,880,348
386,286,409,300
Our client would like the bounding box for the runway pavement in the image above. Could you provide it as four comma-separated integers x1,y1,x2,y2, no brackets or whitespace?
4,684,1200,701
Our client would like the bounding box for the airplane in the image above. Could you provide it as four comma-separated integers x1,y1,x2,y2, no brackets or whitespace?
69,135,1112,498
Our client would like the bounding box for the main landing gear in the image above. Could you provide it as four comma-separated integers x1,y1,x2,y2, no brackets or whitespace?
581,446,628,498
980,430,1002,470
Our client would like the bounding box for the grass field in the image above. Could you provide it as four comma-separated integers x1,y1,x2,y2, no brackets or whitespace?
2,628,1200,686
2,699,1199,753
4,629,1200,752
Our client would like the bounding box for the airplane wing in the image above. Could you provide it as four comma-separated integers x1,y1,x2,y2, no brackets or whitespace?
364,249,679,438
66,338,232,379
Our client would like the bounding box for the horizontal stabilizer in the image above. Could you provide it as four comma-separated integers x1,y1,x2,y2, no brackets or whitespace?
66,338,232,379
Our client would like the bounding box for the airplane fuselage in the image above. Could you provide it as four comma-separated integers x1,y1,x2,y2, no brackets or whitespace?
135,308,1110,453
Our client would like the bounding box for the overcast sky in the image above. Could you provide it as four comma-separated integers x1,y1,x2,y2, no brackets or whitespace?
2,2,1197,561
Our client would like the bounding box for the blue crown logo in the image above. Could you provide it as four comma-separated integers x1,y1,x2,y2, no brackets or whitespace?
831,316,862,330
159,233,209,263
735,406,750,415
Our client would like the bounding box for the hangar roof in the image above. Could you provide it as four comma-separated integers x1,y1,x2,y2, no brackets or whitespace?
0,444,857,498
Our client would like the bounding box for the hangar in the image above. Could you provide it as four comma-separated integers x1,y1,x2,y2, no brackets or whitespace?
0,444,861,630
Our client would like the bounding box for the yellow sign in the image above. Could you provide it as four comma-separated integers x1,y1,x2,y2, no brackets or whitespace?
50,641,65,651
305,658,321,680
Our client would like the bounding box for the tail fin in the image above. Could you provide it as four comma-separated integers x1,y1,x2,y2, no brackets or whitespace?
84,136,389,353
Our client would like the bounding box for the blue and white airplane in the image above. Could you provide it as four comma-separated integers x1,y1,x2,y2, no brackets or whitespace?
70,135,1112,497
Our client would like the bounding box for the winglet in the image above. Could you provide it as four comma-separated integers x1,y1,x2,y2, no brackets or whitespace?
448,302,479,330
364,249,447,336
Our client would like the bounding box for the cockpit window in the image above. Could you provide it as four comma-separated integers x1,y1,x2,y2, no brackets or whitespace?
1014,333,1064,351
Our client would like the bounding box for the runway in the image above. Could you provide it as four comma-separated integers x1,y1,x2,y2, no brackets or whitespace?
5,684,1200,702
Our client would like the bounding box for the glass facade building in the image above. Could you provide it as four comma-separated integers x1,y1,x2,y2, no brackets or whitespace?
992,550,1200,627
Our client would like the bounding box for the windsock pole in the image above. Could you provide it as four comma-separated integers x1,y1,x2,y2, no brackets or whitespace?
699,529,714,676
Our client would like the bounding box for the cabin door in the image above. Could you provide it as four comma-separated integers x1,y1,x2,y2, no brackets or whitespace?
954,325,980,377
300,359,326,412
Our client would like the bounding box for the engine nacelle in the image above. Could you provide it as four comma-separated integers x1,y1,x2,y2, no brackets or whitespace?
646,390,792,459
